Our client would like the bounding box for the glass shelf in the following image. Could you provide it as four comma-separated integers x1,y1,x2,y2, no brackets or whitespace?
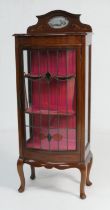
25,107,75,116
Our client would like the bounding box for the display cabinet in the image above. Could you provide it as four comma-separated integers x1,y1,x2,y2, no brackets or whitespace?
14,10,93,199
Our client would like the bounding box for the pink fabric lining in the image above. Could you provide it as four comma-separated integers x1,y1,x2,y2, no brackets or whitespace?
31,49,76,76
31,79,75,112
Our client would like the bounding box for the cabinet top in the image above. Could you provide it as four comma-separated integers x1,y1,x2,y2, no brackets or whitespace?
14,10,92,37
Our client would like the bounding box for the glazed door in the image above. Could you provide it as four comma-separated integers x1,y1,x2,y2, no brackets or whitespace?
22,48,79,152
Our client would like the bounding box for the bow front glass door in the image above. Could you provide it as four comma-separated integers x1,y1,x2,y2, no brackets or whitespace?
23,48,77,151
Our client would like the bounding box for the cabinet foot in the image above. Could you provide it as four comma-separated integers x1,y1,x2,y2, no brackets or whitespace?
80,193,86,199
86,155,93,186
17,158,25,193
30,165,36,180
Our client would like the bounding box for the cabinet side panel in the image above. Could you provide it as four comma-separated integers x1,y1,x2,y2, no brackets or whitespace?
88,45,92,144
85,34,92,158
15,38,25,157
85,46,89,146
81,34,92,161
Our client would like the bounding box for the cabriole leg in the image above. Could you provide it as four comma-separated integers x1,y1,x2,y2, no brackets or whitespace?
86,156,93,186
17,158,25,192
80,166,87,199
30,165,36,180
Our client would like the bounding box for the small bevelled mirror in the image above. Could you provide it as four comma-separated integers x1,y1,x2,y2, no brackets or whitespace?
48,16,69,29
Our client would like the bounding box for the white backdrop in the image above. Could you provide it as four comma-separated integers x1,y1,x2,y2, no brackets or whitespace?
0,1,110,209
0,0,110,133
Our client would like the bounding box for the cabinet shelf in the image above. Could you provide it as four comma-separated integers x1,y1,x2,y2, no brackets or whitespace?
26,137,76,151
25,107,75,116
24,73,76,81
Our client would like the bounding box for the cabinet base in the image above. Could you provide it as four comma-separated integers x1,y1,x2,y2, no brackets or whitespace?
17,151,93,199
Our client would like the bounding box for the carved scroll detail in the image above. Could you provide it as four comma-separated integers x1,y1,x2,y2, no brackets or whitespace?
27,10,92,34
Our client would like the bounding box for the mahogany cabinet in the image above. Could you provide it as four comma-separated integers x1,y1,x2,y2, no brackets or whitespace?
14,10,93,199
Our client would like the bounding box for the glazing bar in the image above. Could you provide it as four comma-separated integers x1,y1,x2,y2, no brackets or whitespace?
57,49,60,151
29,50,34,143
47,49,51,150
66,49,68,150
38,49,42,149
